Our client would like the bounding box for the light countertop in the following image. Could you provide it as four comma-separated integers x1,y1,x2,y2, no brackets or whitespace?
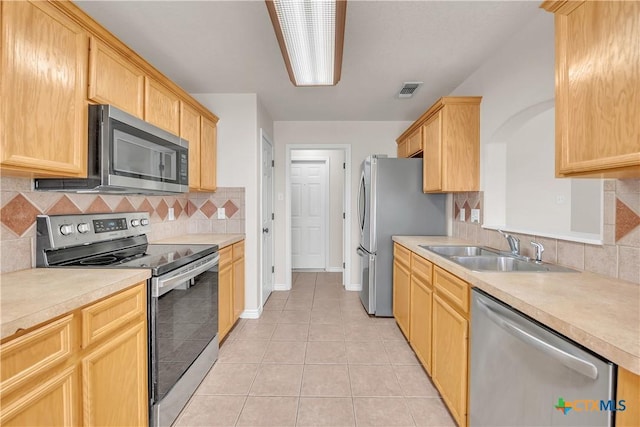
0,268,150,340
152,233,244,248
393,236,640,375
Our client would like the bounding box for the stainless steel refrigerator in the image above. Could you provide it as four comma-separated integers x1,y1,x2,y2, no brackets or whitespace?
357,155,446,316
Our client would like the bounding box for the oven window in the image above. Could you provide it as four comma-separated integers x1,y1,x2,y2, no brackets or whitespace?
154,268,218,401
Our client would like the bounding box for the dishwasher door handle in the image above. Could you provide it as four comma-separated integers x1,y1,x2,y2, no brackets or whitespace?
477,300,599,380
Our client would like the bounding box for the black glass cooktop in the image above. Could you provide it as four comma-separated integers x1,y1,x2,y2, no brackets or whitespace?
60,243,218,276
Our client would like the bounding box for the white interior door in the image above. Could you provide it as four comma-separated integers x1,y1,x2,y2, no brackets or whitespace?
261,133,274,305
291,160,327,269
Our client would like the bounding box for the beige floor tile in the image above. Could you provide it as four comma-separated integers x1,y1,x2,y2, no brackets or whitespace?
344,324,382,341
308,323,345,341
301,364,351,397
278,310,311,324
296,397,355,427
235,322,276,340
223,321,246,341
353,397,415,426
262,340,307,364
393,365,439,397
314,288,343,299
384,340,420,365
312,298,341,311
264,298,286,311
236,396,299,426
249,364,303,396
305,341,348,364
196,363,259,395
284,298,313,311
349,365,403,397
310,309,343,325
174,395,245,426
256,310,283,324
218,339,269,363
271,323,310,341
405,397,456,426
378,322,407,341
345,341,390,364
268,290,290,300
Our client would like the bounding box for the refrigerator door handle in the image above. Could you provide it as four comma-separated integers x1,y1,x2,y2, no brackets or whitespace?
477,299,599,380
357,170,365,233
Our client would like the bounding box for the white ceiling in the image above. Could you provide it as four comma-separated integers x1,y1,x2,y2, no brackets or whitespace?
75,1,542,121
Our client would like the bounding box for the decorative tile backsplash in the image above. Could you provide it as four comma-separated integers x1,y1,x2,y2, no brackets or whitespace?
0,177,245,273
452,179,640,285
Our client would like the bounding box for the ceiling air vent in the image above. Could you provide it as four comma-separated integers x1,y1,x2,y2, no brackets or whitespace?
398,82,423,98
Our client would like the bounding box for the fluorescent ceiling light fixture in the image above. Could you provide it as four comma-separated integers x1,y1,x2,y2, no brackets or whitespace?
266,0,347,86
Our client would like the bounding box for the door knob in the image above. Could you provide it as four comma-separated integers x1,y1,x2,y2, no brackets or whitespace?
262,227,269,233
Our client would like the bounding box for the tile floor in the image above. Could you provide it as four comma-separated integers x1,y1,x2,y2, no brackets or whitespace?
175,272,455,427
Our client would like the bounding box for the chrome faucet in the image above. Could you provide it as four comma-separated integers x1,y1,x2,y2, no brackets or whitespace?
530,241,544,263
498,230,520,255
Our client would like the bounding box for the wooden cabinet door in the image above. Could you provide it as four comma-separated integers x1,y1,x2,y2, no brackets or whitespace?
88,36,144,118
410,273,432,374
0,366,78,426
407,127,423,157
81,321,147,427
218,263,233,341
1,0,88,177
397,140,408,158
545,1,640,178
144,77,180,135
181,102,201,190
422,112,443,192
200,117,217,191
233,242,245,321
617,367,640,427
392,258,411,339
432,294,468,427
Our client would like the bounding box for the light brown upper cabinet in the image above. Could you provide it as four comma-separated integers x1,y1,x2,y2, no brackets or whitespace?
144,78,181,136
541,1,640,178
397,97,481,192
88,36,145,119
397,127,423,158
200,117,218,192
180,102,202,189
1,1,88,177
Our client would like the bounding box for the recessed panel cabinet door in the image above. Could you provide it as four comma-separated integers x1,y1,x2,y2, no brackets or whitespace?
181,102,202,189
144,77,180,136
88,36,144,119
422,113,443,192
1,1,88,176
200,117,217,191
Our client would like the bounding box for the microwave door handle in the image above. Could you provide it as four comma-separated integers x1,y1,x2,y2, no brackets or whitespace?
477,300,598,380
154,255,219,297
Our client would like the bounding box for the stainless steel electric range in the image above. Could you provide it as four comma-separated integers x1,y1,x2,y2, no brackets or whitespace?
36,212,219,427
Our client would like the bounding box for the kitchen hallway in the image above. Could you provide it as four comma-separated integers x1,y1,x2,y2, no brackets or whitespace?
175,272,455,426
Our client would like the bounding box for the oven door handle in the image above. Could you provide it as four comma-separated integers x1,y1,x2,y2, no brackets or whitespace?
154,254,219,297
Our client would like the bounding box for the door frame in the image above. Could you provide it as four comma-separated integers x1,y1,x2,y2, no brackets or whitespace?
285,144,351,289
290,157,330,271
259,129,275,308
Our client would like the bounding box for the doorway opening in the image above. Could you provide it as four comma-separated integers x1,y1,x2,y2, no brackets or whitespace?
285,145,351,289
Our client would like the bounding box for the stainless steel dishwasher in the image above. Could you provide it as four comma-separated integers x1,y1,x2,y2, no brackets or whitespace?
470,289,616,427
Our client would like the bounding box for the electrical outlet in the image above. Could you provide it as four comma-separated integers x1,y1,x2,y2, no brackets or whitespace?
470,209,480,223
459,208,466,222
168,207,175,221
217,207,226,219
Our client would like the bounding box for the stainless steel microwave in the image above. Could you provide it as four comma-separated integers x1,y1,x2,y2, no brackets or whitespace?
35,105,188,194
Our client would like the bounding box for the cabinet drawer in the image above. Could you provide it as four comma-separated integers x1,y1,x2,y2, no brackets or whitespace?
411,253,432,286
394,243,411,268
433,266,469,314
219,246,233,268
0,315,73,395
81,283,145,348
232,241,244,260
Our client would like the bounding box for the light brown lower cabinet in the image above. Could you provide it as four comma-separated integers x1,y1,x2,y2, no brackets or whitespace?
617,367,640,427
219,240,246,341
393,243,411,339
0,282,148,426
409,253,433,374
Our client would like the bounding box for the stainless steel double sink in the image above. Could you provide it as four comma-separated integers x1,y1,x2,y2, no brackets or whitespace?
420,245,577,273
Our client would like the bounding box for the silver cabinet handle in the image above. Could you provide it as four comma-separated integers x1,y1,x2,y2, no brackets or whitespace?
477,299,598,380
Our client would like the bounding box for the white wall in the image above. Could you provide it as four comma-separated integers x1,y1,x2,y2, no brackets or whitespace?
192,93,262,316
291,149,345,270
273,121,411,287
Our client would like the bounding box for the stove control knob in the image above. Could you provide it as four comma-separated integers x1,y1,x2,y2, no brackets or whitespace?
131,219,140,227
140,218,150,226
77,223,90,234
59,224,75,236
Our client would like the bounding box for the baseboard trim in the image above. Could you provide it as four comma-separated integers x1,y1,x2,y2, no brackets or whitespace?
325,267,343,273
240,307,262,319
274,283,290,291
345,283,362,292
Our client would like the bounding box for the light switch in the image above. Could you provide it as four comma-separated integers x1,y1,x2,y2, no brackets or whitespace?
470,209,480,223
217,207,226,219
459,208,466,222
